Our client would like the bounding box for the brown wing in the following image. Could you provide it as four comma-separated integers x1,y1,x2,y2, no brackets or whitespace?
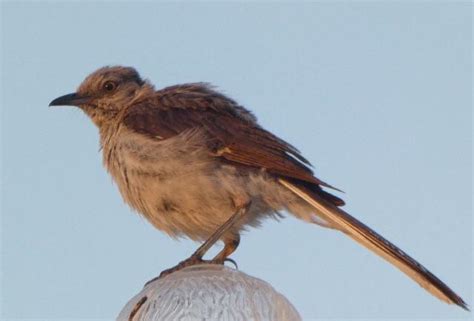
123,83,344,206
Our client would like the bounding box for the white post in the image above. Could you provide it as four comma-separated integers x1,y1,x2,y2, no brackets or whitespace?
117,264,301,321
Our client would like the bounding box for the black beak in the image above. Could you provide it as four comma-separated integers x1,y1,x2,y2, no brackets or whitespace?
49,93,90,107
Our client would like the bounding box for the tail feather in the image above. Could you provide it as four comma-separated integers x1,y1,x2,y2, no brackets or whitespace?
279,178,468,310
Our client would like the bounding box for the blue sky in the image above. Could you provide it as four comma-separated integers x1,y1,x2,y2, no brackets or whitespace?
1,2,471,320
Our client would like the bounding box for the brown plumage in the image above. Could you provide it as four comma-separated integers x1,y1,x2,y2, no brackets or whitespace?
50,65,468,310
123,84,341,195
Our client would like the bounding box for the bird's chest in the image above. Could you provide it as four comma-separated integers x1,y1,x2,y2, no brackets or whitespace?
102,129,225,231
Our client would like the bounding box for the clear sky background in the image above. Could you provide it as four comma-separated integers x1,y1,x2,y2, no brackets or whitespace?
1,2,472,321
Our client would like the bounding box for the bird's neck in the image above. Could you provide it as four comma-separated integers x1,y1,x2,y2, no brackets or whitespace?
98,121,123,174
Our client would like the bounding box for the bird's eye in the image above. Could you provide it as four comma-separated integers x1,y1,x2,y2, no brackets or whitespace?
103,81,117,92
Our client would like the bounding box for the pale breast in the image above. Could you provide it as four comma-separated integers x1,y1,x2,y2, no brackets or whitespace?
103,127,239,239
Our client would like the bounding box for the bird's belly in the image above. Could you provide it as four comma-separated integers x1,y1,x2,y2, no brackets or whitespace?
123,163,241,240
113,157,290,240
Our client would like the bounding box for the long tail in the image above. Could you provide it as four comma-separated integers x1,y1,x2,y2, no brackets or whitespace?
278,178,468,310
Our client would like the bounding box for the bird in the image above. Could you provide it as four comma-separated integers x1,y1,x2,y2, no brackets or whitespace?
50,65,468,310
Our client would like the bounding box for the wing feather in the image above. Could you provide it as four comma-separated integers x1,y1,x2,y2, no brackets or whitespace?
123,83,341,195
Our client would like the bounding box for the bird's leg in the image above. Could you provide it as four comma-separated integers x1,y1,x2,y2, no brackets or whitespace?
211,233,240,266
148,202,250,283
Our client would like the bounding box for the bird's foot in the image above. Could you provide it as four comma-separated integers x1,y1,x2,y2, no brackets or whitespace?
144,255,229,287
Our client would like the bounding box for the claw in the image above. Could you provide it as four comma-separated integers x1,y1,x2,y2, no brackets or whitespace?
223,257,238,269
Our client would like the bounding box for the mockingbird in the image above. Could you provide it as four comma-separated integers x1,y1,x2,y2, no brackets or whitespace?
50,66,467,309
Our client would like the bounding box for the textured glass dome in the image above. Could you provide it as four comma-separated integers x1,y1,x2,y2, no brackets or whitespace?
117,264,301,321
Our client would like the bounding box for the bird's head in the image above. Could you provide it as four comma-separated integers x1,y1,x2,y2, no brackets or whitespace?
50,66,152,127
